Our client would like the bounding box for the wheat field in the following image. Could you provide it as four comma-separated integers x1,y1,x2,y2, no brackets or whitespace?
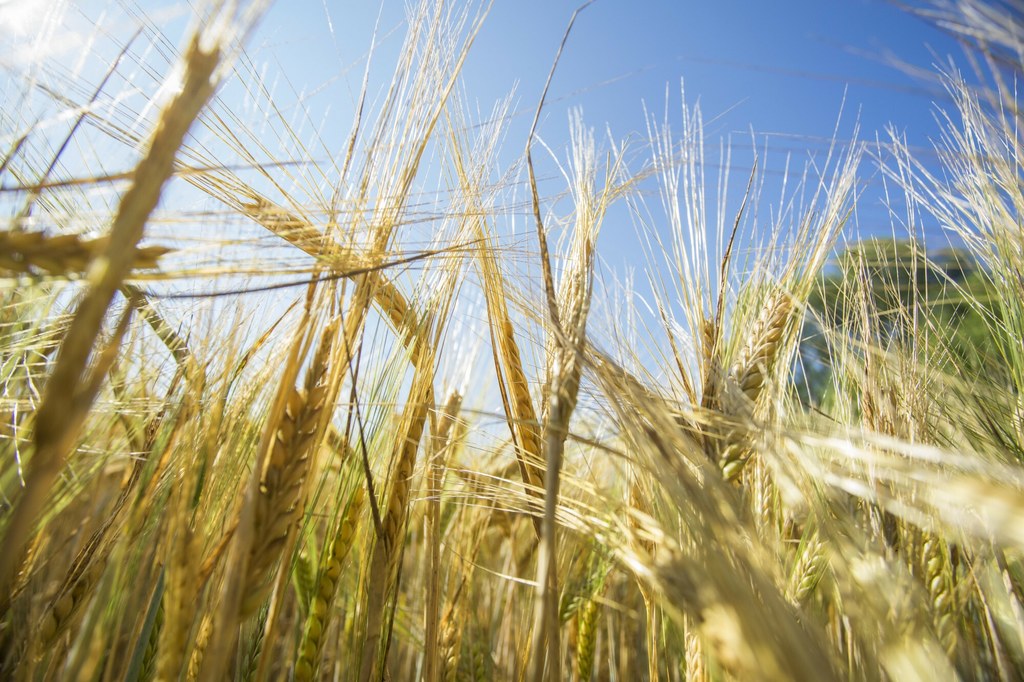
2,1,1024,680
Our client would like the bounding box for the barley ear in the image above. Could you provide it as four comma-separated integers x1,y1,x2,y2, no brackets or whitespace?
729,290,793,403
0,230,171,277
923,534,957,656
294,487,364,682
718,290,794,481
574,596,601,682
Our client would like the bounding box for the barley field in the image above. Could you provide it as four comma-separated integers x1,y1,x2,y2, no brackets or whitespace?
2,1,1024,680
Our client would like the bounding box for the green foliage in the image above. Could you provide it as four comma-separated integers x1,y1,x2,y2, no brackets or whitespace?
799,238,1005,405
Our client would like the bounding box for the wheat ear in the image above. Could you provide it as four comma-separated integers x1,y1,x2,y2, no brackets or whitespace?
242,318,337,617
787,532,828,606
0,229,171,277
719,290,794,481
574,596,601,682
923,534,957,655
729,289,793,402
294,486,365,682
185,614,213,682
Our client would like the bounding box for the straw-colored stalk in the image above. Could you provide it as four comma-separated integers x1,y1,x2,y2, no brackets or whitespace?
358,349,434,680
0,33,222,603
156,489,203,682
447,127,545,525
529,115,615,680
196,295,317,682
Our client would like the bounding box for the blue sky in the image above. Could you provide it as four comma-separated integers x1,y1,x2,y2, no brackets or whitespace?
255,0,960,140
0,0,970,229
248,0,969,244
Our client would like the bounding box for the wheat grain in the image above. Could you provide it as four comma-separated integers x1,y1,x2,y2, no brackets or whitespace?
922,534,957,656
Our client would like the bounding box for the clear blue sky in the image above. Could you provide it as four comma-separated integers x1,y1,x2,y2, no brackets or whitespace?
249,0,969,243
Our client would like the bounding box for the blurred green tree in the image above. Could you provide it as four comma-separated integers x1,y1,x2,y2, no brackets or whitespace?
797,238,1002,406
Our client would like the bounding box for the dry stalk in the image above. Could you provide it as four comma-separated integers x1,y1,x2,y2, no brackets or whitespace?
155,427,208,682
446,125,545,529
244,313,341,682
197,291,316,682
528,109,612,681
0,34,222,603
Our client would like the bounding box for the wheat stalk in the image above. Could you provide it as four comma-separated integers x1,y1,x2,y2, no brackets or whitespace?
358,366,433,681
424,391,464,682
448,144,545,523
